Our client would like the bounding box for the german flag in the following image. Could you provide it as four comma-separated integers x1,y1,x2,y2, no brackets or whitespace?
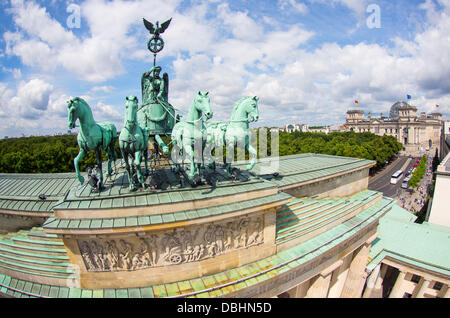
436,104,439,109
354,100,359,105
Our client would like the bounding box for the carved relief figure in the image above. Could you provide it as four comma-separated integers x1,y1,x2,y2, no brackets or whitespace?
119,239,133,270
106,240,120,270
236,218,250,248
247,217,263,246
214,225,224,254
80,241,96,270
91,241,106,271
78,214,264,272
147,234,158,266
224,222,235,251
161,232,183,265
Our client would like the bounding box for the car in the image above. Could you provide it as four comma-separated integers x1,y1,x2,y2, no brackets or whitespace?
416,159,420,163
414,163,419,167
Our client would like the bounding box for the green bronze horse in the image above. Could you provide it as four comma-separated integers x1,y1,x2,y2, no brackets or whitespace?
206,96,259,177
119,96,149,191
67,97,118,190
171,91,213,181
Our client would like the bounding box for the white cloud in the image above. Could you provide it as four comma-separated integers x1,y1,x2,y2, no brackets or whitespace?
4,0,183,82
0,83,15,118
90,85,116,94
311,0,367,17
279,0,309,14
2,66,22,79
1,0,449,135
10,79,54,119
217,3,265,41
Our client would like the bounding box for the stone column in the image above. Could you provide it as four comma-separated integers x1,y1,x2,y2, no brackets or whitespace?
437,284,448,298
327,253,353,298
305,272,332,298
375,263,388,290
413,278,431,298
291,279,311,298
389,270,407,298
444,285,450,298
340,243,371,298
362,263,381,298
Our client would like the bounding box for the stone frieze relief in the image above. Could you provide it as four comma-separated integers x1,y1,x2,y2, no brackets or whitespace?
78,215,264,272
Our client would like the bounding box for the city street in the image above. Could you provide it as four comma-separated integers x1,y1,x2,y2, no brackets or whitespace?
368,156,414,198
368,155,435,214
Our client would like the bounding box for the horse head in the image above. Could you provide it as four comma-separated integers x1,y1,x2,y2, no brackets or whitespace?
124,96,139,131
246,96,259,122
193,91,213,120
233,96,259,123
67,97,85,129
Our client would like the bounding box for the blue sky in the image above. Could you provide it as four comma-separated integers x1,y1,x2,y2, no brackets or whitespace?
0,0,449,138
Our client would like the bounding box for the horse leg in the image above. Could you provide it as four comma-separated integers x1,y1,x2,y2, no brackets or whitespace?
172,141,180,174
135,150,145,188
107,140,117,177
143,148,149,177
225,141,235,178
246,142,257,171
95,148,104,191
184,143,195,181
130,152,137,187
74,149,86,185
143,132,149,176
106,149,113,178
121,148,135,191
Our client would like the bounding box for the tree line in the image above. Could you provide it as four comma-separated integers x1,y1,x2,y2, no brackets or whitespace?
0,135,113,174
0,131,403,174
408,155,427,189
276,131,403,168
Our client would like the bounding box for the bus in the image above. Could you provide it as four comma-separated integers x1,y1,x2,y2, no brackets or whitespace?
390,170,403,184
401,176,411,189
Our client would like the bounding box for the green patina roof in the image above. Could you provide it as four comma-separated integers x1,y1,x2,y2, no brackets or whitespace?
234,153,375,189
44,192,292,230
49,154,374,211
367,205,450,276
0,154,374,215
275,190,382,245
0,173,78,213
54,171,271,210
0,196,394,298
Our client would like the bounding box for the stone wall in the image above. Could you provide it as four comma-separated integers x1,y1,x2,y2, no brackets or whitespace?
62,210,277,289
283,168,370,199
0,214,46,233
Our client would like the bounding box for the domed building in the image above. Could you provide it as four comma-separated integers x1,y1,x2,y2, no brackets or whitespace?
345,102,443,156
389,101,410,120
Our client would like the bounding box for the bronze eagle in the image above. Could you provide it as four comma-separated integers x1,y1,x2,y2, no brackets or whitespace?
143,18,172,38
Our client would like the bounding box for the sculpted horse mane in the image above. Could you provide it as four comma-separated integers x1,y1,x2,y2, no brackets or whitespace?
231,97,249,114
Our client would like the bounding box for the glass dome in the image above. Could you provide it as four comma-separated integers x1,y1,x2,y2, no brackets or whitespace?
389,101,409,119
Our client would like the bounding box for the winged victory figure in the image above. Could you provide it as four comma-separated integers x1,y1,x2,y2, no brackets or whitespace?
143,18,172,39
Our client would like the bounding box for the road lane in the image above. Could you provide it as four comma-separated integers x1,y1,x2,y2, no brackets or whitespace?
368,156,416,199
